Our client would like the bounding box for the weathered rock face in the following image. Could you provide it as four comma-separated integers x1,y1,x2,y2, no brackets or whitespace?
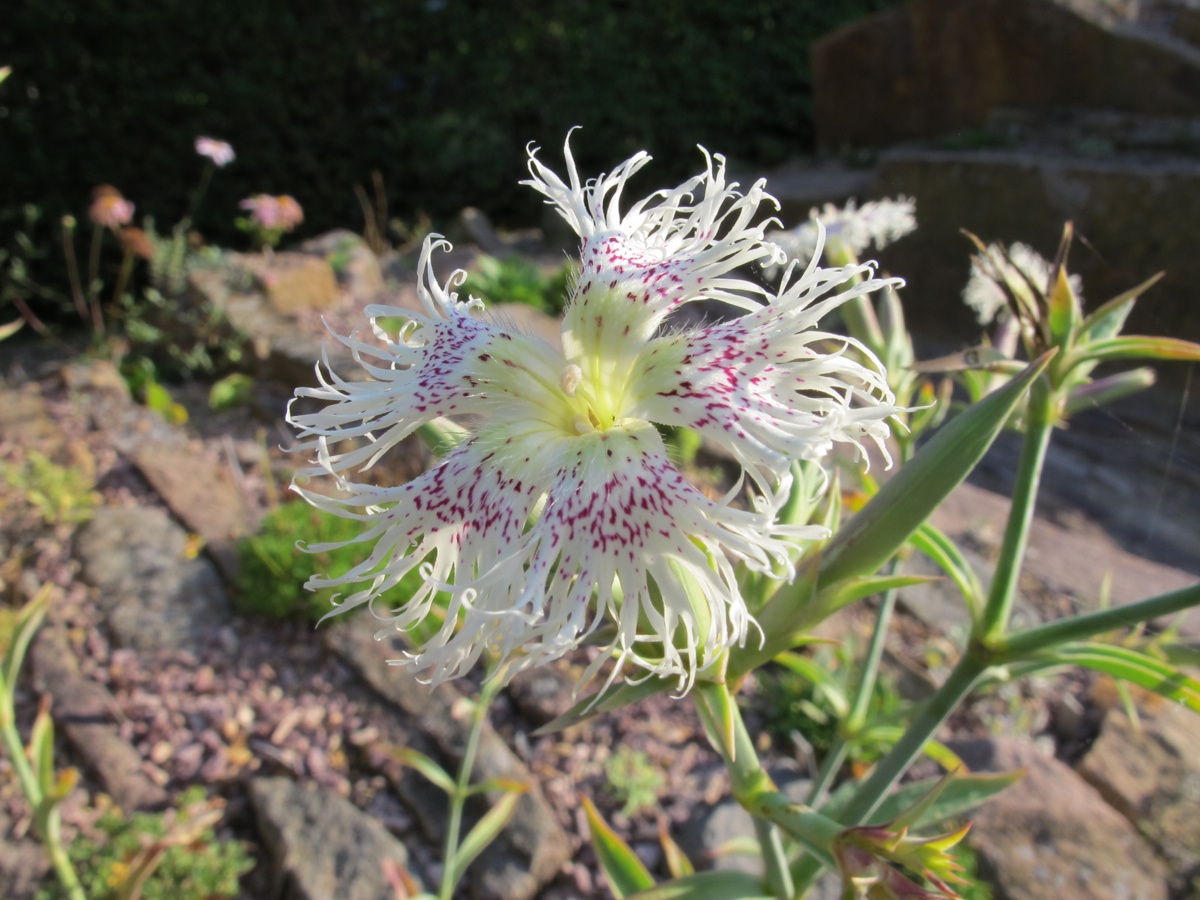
812,0,1200,150
874,145,1200,343
75,506,231,653
948,737,1169,900
1076,707,1200,883
249,777,423,900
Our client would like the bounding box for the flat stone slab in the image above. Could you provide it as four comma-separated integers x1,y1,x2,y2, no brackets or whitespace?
75,506,231,653
249,776,421,900
1077,705,1200,876
30,625,168,811
948,737,1168,899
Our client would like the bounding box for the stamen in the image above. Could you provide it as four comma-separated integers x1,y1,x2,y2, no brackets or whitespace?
559,363,584,396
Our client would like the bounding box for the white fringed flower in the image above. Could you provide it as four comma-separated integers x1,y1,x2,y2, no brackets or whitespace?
288,136,902,691
770,196,916,267
963,241,1084,325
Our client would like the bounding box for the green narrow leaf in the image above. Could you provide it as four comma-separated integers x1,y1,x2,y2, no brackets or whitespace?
581,795,655,898
1078,272,1164,342
731,353,1054,679
857,726,965,773
0,319,24,340
908,524,986,619
462,776,528,798
3,585,52,699
817,351,1053,590
449,788,526,885
30,702,56,797
1046,643,1200,712
815,573,938,619
627,870,772,900
821,771,1024,827
534,675,673,736
1072,335,1200,366
659,821,695,879
774,652,850,719
389,747,457,794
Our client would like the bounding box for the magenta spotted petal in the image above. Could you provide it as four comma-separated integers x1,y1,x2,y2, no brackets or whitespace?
289,136,900,689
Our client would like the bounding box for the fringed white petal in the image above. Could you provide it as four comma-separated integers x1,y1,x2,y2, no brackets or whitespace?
627,245,903,499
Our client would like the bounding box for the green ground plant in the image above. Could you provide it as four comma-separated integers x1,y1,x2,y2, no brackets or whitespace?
605,748,667,818
237,499,426,623
463,254,574,316
37,787,253,900
1,448,98,527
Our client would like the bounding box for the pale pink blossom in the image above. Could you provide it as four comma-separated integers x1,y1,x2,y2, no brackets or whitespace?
195,136,236,167
88,186,135,229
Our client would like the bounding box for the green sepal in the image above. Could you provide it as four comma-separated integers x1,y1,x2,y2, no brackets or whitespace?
816,351,1054,592
1046,265,1082,349
582,794,655,897
627,870,772,900
30,701,56,797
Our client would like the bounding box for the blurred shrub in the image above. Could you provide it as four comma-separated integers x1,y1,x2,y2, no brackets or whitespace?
464,254,574,316
1,0,899,248
238,499,426,623
38,786,253,900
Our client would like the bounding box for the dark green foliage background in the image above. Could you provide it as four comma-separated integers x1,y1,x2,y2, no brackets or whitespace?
1,0,897,242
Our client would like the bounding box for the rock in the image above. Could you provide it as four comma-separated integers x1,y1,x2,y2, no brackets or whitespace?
907,481,1200,639
1076,706,1200,880
677,765,811,877
300,230,385,298
30,625,169,811
187,267,361,390
131,439,258,582
234,252,340,315
505,659,580,726
947,737,1169,899
74,506,231,653
249,776,423,900
0,810,48,900
812,0,1200,150
875,144,1200,345
324,617,571,900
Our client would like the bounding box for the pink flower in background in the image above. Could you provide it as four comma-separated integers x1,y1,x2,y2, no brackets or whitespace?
240,194,304,233
88,186,135,229
195,136,236,167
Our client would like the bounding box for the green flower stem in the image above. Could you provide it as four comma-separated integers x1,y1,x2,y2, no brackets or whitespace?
0,703,86,900
439,675,504,900
808,581,901,807
792,654,990,891
694,681,796,898
976,378,1056,643
996,583,1200,659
